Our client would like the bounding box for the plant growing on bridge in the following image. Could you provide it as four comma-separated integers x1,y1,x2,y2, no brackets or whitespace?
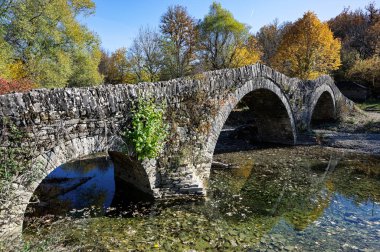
0,118,29,184
122,97,168,160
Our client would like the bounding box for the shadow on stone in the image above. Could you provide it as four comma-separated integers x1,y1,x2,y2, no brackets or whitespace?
108,151,154,201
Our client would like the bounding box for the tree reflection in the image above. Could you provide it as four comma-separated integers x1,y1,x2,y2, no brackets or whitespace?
61,155,111,174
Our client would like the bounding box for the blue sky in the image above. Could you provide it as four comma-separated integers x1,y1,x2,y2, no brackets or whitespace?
81,0,378,52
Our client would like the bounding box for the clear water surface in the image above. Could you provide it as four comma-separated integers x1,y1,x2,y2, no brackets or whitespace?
24,146,380,251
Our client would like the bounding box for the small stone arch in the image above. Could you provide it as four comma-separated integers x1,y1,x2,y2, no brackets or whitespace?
308,85,336,128
206,77,297,158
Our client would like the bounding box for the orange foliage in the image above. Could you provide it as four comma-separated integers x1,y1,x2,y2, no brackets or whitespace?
0,78,36,95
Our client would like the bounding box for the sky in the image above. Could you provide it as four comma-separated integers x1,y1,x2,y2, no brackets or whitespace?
80,0,379,52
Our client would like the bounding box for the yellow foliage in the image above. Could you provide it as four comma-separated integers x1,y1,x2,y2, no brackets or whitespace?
232,36,262,68
8,61,27,80
348,55,380,89
272,12,341,80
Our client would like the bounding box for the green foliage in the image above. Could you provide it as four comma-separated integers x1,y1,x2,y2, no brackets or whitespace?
198,2,250,70
68,45,103,87
0,0,102,88
0,38,12,79
122,98,168,160
348,55,380,92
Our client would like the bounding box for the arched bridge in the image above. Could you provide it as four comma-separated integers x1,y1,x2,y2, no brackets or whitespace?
0,64,353,237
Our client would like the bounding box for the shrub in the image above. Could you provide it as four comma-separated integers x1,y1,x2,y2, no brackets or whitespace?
0,78,36,95
122,97,168,160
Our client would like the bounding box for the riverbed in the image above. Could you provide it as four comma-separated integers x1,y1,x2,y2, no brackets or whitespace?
23,146,380,251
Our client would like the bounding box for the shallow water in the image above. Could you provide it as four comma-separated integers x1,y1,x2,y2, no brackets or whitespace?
24,146,380,251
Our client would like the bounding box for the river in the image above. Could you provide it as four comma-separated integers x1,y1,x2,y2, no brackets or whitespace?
23,146,380,251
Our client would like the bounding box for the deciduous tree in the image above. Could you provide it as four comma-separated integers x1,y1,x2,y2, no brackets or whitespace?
255,19,292,66
99,47,132,84
0,78,35,95
2,0,102,88
128,27,163,82
198,2,249,70
328,3,380,88
272,12,341,80
160,5,198,79
231,36,261,68
348,55,380,93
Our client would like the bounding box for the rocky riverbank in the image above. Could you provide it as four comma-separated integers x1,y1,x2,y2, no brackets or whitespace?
313,109,380,155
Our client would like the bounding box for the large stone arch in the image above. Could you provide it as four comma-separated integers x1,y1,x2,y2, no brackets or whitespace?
0,135,117,238
1,135,157,238
206,77,297,160
308,84,336,128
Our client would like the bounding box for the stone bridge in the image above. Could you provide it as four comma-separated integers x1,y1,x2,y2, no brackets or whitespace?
0,64,353,237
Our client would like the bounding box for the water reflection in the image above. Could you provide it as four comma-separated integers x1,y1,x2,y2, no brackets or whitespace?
24,147,380,251
24,154,115,224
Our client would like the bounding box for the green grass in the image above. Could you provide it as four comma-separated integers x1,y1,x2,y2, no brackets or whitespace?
356,99,380,112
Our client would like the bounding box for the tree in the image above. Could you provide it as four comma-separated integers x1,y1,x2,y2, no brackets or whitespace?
128,27,163,82
98,47,132,84
2,0,102,88
328,3,380,60
328,3,380,87
348,55,380,94
68,45,103,87
98,49,111,82
160,5,198,79
0,0,15,79
198,2,249,70
231,36,261,68
272,12,341,80
256,19,292,66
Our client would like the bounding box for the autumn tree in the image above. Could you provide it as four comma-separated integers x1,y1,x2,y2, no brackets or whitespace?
128,27,163,82
198,2,250,70
160,5,198,79
255,19,292,66
328,3,380,94
0,0,15,79
348,56,380,94
99,47,133,84
98,50,111,82
1,0,102,88
272,12,341,80
231,36,261,68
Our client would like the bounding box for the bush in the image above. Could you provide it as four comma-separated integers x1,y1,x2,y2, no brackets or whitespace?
122,98,168,160
0,78,36,95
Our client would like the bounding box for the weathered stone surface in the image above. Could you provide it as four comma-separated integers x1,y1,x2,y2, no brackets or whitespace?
0,64,354,238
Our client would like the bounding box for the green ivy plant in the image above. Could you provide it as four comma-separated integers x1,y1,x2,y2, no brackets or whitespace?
122,97,169,161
